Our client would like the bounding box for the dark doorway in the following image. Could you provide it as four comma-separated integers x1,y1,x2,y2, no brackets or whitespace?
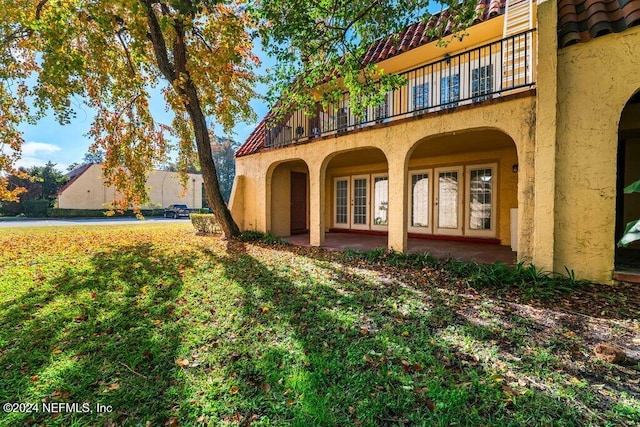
290,172,307,235
615,95,640,275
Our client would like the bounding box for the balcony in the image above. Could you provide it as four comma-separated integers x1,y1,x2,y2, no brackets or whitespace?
265,29,536,149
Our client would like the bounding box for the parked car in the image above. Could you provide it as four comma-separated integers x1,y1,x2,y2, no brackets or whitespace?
164,204,191,219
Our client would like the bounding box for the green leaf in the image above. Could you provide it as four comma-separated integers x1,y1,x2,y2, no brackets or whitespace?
623,179,640,194
618,219,640,247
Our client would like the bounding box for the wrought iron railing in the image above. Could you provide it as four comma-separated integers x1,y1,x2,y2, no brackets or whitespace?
265,29,536,148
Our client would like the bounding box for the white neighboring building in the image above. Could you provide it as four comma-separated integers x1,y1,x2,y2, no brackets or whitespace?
57,163,204,210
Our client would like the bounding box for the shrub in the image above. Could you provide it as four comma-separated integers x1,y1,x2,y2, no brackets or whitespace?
22,199,50,217
237,230,287,245
190,214,222,235
48,208,165,218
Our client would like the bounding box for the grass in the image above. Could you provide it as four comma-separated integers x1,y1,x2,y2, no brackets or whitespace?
0,223,638,426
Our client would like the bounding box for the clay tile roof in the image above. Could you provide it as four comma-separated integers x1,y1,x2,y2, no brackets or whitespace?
558,0,640,48
236,0,505,158
361,0,504,67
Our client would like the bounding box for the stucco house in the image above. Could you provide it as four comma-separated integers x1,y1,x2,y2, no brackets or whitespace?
229,0,640,284
57,163,204,210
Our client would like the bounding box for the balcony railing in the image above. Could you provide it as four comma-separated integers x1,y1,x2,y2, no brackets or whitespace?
265,29,536,148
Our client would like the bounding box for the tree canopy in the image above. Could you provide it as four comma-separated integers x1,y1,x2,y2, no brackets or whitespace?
252,0,479,118
1,0,258,236
1,0,478,236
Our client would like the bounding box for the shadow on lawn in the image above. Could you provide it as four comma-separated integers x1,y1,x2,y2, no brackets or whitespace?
0,242,193,426
1,235,636,425
196,240,618,426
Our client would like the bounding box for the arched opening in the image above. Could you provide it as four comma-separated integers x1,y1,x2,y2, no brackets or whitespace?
324,147,389,248
268,159,310,237
407,129,519,253
615,92,640,275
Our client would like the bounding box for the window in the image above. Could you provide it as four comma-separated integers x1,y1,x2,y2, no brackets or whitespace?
412,83,429,111
465,165,496,237
441,74,460,107
437,170,459,229
469,168,493,230
352,177,368,225
335,179,349,226
337,107,349,132
373,176,389,227
410,172,430,228
472,65,493,102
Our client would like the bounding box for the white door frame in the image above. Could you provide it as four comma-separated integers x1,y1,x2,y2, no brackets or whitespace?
465,163,497,238
333,177,350,229
350,175,370,230
434,166,463,236
371,174,389,231
408,169,433,234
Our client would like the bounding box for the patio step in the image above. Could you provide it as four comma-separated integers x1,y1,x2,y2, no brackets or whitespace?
613,270,640,284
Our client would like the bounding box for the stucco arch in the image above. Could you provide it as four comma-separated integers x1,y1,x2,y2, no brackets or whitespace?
322,146,389,172
614,91,640,275
320,147,390,240
265,158,310,237
403,128,520,248
405,126,520,165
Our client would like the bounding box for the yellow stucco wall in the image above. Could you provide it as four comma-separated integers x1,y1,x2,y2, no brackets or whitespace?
532,0,558,273
58,164,204,210
232,94,536,260
231,0,640,284
555,25,640,283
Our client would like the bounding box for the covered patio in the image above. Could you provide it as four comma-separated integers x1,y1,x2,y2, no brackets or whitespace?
285,233,516,264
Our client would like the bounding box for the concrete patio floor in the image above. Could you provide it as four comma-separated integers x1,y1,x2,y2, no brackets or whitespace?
284,233,517,264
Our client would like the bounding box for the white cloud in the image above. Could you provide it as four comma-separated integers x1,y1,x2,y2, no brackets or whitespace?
21,141,62,157
11,142,67,171
15,156,48,169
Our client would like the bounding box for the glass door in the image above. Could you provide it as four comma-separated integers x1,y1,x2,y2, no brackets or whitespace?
466,165,496,237
334,177,349,229
408,170,432,233
434,167,463,235
351,175,369,230
371,174,389,230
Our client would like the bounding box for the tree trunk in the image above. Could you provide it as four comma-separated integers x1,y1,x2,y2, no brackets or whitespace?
185,89,240,238
142,0,240,238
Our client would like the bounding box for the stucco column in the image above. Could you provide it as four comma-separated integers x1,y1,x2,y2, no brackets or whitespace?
387,155,408,253
308,162,325,247
532,0,558,272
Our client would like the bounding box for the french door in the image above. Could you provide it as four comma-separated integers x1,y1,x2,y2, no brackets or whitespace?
334,175,383,230
334,175,370,230
351,175,369,230
409,164,496,237
434,167,463,235
465,165,496,237
334,177,350,229
409,170,432,233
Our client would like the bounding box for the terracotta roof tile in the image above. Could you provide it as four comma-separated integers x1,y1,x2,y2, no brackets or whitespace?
236,0,505,158
360,0,504,66
558,0,640,47
235,114,270,157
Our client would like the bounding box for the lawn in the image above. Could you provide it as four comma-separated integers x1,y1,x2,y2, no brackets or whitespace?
0,223,638,426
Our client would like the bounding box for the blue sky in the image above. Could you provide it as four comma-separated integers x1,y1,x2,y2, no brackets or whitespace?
16,47,274,172
17,92,270,172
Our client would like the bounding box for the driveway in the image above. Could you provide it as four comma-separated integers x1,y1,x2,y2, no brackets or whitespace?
0,217,189,228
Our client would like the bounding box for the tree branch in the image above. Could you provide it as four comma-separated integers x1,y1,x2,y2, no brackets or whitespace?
141,0,176,82
116,29,137,77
